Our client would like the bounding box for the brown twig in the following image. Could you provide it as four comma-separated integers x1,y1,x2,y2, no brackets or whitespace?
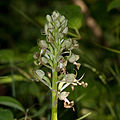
72,0,104,41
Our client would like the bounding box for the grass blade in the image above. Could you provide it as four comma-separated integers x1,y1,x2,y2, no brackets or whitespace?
76,112,92,120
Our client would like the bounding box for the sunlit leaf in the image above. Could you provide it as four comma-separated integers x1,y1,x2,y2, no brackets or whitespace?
0,75,25,84
0,96,25,112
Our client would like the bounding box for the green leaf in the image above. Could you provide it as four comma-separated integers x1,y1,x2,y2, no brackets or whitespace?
0,96,25,112
95,43,120,54
0,75,25,84
107,0,120,11
0,108,14,120
83,63,107,84
59,5,83,29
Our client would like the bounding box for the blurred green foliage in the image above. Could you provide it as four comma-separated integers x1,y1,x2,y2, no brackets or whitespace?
0,0,120,120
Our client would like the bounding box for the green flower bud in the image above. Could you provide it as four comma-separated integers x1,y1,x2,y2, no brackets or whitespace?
75,55,79,61
61,20,67,28
62,27,68,34
58,33,64,39
58,27,62,32
52,11,60,19
47,33,54,42
46,15,52,22
69,54,76,63
41,57,48,64
35,69,45,80
45,24,48,35
60,16,65,23
63,74,75,83
48,23,53,28
45,11,68,40
38,40,48,48
73,40,79,48
55,20,60,28
59,92,70,101
62,39,72,49
63,61,67,67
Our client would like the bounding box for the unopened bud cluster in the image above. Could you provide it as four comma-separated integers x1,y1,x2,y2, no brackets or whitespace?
45,11,68,40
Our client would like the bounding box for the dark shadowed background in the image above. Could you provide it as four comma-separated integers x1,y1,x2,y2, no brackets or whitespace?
0,0,120,120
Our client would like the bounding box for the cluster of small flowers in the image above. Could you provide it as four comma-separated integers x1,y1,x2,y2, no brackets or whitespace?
33,11,88,111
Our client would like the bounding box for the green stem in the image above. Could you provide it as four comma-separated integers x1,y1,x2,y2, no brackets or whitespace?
51,28,60,120
68,31,78,38
52,61,58,120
